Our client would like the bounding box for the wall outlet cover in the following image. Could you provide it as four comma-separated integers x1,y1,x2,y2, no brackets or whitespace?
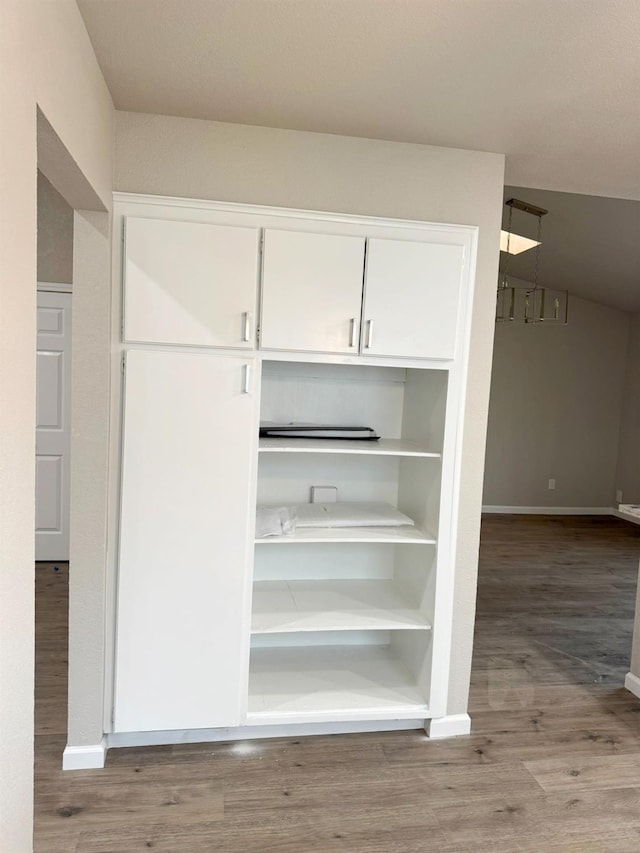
311,485,338,503
548,479,556,490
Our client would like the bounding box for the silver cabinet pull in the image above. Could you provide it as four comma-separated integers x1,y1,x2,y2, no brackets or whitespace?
349,318,357,348
365,319,374,348
242,312,252,342
242,364,251,394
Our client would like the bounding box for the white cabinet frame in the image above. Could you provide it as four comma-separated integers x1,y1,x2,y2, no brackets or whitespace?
103,193,478,753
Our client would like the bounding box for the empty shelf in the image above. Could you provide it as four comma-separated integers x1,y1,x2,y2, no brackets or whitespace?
248,644,428,723
259,437,441,457
251,580,432,633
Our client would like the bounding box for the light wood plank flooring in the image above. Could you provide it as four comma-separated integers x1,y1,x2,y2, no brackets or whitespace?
35,515,640,852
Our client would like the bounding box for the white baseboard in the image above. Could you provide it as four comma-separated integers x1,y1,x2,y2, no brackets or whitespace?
107,719,425,749
425,713,471,739
612,509,640,526
625,672,640,699
62,739,107,770
482,505,613,515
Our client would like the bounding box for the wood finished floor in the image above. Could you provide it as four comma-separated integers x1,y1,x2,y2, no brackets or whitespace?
34,515,640,852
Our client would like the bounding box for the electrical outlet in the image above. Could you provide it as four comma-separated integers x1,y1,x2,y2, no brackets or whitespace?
616,489,623,503
548,478,556,490
311,485,337,503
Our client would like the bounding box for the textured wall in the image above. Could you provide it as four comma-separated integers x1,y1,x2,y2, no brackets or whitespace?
484,287,630,508
115,110,505,716
0,2,112,849
37,171,73,284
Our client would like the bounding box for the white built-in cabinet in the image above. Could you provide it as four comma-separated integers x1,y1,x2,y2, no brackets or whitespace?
260,229,465,359
363,239,464,360
124,216,259,348
260,230,366,354
109,196,477,746
115,349,256,732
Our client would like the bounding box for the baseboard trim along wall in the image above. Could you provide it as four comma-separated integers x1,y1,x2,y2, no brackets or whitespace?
482,506,614,515
67,717,478,768
612,509,640,527
425,714,471,739
62,739,107,770
625,672,640,699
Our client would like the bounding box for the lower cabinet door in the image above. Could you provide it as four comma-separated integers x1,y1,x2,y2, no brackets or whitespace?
114,349,256,732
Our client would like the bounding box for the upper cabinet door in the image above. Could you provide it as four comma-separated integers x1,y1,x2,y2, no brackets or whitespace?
124,216,259,348
362,239,465,360
260,229,366,354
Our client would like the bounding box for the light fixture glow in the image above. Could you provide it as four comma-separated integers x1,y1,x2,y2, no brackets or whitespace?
500,230,541,255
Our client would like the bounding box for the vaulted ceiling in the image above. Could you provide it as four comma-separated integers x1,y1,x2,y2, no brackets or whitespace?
77,0,640,312
502,187,640,313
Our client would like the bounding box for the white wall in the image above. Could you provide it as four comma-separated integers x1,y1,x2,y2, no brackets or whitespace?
0,2,112,849
483,286,630,509
115,110,505,716
616,313,640,505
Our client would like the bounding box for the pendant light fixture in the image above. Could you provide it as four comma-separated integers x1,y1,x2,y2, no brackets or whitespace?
496,198,569,324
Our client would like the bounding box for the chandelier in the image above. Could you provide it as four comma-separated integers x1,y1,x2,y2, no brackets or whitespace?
496,198,569,324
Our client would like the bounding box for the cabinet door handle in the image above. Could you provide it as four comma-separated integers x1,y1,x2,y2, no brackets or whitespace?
349,318,357,348
365,319,374,349
242,312,252,342
242,364,251,394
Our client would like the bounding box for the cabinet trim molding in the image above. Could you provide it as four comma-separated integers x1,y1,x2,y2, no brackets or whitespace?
114,191,479,239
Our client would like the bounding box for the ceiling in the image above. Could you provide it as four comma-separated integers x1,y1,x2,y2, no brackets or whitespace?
501,187,640,313
77,0,640,312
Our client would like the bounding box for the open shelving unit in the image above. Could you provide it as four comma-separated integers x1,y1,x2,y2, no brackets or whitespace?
248,360,447,724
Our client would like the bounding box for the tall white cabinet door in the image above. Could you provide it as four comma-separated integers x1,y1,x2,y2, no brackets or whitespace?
260,229,365,354
363,239,465,360
124,217,259,348
114,350,256,733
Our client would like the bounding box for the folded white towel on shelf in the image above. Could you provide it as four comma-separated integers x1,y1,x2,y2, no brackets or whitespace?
255,506,297,538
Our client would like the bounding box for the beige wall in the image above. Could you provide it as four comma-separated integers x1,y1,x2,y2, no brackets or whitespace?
616,313,640,505
37,171,73,284
115,110,505,716
0,2,113,849
483,286,630,509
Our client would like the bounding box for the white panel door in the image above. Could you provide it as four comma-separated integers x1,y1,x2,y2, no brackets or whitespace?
260,229,365,354
35,291,71,561
124,216,259,348
114,349,256,732
362,239,465,360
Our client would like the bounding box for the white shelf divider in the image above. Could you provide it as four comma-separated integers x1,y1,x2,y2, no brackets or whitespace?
251,579,432,634
248,644,429,723
255,525,435,545
259,437,441,457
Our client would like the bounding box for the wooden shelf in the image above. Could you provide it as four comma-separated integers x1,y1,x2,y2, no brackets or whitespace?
259,437,441,458
247,644,428,723
251,580,432,634
255,525,435,545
